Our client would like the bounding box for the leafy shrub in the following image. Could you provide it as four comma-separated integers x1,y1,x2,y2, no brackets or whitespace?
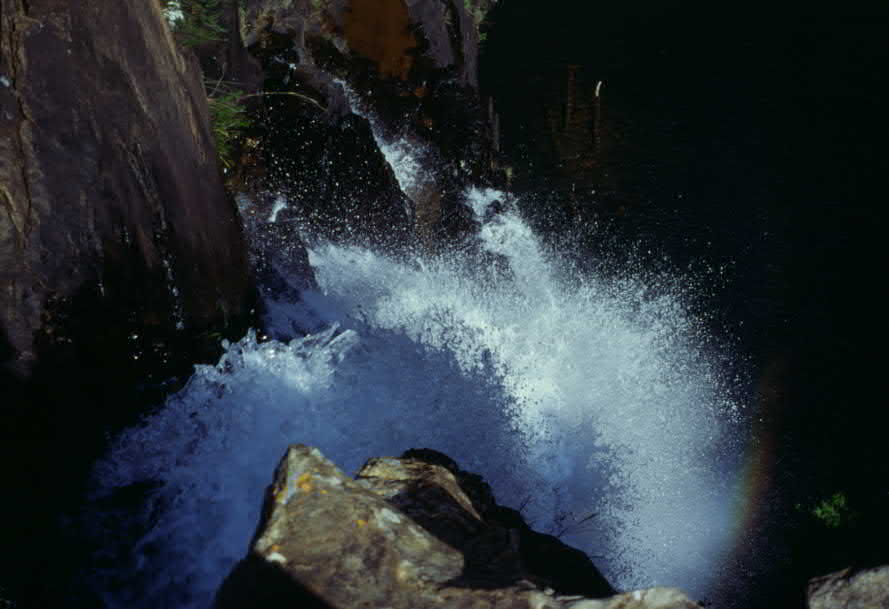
811,491,856,529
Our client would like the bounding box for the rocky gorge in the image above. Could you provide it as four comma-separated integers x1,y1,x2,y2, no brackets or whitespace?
1,1,887,608
0,0,504,604
213,446,889,609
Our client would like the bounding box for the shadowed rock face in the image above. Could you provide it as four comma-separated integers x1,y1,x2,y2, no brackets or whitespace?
215,445,700,609
0,0,253,377
0,1,255,604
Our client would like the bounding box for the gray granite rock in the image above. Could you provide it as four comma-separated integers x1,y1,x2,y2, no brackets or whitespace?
215,445,700,609
808,565,889,609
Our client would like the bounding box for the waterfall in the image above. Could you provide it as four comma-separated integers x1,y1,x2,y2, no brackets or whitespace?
336,80,428,205
86,124,746,608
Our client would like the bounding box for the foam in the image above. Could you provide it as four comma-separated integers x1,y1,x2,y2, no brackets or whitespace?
89,186,743,608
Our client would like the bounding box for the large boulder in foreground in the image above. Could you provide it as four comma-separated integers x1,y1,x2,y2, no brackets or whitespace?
807,565,889,609
215,445,700,609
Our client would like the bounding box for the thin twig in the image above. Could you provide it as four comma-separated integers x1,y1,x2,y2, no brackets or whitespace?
208,73,225,98
575,512,598,526
238,91,326,110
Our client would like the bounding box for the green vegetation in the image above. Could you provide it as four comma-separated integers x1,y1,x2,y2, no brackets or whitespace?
463,0,487,26
161,0,247,169
206,84,327,169
161,0,244,167
811,491,856,529
797,490,858,530
162,0,227,47
161,1,326,170
206,84,250,169
462,0,491,44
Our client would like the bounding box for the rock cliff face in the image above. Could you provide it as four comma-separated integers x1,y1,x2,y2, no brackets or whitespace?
0,0,255,604
215,445,700,609
0,0,253,378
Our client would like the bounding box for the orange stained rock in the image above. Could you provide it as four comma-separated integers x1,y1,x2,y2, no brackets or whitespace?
296,472,313,492
344,0,416,80
273,484,288,504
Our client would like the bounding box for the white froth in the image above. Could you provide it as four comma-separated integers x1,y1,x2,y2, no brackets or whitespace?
90,184,742,608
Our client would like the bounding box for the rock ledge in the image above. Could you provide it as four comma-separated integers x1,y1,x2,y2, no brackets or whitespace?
214,444,700,609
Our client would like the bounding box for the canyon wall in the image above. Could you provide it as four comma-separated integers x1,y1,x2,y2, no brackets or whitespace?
0,1,254,604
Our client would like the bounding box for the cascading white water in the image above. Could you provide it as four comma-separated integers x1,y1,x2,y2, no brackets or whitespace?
336,80,427,202
88,182,745,608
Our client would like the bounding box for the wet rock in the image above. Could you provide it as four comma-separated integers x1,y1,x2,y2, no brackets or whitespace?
0,1,255,604
230,0,501,244
234,55,415,248
807,565,889,609
221,0,411,250
215,445,699,609
0,1,253,378
252,220,317,300
300,112,415,249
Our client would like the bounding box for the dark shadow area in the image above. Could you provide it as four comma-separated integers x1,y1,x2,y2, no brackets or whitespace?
214,553,335,609
0,276,256,609
480,4,888,607
0,328,28,606
399,448,615,597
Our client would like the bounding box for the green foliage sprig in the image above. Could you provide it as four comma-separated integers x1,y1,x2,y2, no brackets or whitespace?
162,0,226,47
811,491,856,529
163,0,328,169
207,87,250,169
206,80,326,169
463,0,487,25
796,490,858,530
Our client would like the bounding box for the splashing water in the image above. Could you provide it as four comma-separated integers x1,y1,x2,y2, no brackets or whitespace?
88,184,745,608
337,80,426,201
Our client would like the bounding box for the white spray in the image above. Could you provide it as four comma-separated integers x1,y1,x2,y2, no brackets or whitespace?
89,183,743,609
